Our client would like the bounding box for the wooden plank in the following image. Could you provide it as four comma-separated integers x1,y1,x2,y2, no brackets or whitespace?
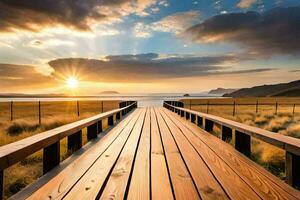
43,141,60,174
154,108,200,200
165,104,300,156
0,103,136,171
26,109,141,200
161,109,260,200
158,108,228,200
99,108,147,199
127,109,150,199
150,108,173,200
62,109,145,200
164,109,300,200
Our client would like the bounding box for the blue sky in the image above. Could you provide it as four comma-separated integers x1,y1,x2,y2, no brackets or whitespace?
0,0,300,94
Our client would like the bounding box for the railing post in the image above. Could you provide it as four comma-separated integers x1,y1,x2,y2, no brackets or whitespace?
221,126,232,142
191,114,196,123
292,104,296,117
0,170,3,200
286,152,300,188
256,100,259,113
204,119,213,132
87,123,98,141
233,101,236,116
108,115,114,126
180,110,185,117
43,141,60,174
102,101,104,113
68,130,82,152
235,131,251,157
116,112,121,120
206,101,209,114
197,116,203,127
185,112,190,120
98,120,103,133
275,102,278,115
10,101,13,121
77,100,80,116
38,101,41,125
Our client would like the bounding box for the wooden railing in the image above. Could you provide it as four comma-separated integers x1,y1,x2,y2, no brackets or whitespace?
164,101,300,188
0,101,137,199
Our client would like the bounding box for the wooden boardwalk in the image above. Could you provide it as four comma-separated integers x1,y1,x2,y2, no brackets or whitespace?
11,107,300,200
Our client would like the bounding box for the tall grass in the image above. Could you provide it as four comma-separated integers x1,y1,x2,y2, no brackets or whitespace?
0,100,119,199
187,98,300,181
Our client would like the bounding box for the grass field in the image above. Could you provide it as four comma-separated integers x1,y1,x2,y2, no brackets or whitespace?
0,100,120,199
181,97,300,180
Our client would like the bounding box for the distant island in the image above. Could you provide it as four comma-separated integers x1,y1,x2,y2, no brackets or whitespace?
208,88,239,96
99,91,120,95
223,79,300,97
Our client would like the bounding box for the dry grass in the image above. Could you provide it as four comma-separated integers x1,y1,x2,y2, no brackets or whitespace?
0,100,119,199
184,97,300,180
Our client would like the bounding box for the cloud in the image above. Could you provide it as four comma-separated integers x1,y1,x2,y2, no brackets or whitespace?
151,11,200,34
133,23,152,38
0,63,52,89
28,39,76,48
133,10,200,37
0,0,160,34
184,6,300,56
48,53,273,82
237,0,257,8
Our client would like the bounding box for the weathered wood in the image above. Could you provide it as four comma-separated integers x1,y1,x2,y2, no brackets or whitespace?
197,116,203,127
150,108,173,200
108,115,114,126
221,126,232,142
235,130,251,157
204,119,213,132
87,123,98,141
286,152,300,188
43,141,60,174
97,120,103,133
67,130,82,152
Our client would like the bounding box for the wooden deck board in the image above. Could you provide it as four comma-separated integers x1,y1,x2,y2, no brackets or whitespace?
127,108,151,199
14,106,300,200
154,108,200,200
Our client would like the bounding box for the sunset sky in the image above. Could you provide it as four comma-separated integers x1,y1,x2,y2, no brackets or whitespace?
0,0,300,95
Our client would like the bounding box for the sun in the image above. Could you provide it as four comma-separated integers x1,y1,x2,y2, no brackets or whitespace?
66,77,79,89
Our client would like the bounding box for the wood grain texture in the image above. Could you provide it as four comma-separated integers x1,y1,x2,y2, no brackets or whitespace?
164,108,300,200
154,108,200,200
127,109,150,200
158,108,228,200
99,109,146,199
26,109,141,200
150,108,174,200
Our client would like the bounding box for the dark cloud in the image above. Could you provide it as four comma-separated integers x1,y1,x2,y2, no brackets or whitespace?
184,6,300,55
0,0,156,33
0,64,52,89
48,53,273,82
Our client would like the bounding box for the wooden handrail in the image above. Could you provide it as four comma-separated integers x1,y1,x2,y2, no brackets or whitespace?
164,101,300,188
0,102,136,171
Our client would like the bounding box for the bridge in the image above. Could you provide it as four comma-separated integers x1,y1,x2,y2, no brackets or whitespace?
0,101,300,199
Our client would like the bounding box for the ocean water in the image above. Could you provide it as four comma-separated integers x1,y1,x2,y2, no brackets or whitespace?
0,93,220,107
